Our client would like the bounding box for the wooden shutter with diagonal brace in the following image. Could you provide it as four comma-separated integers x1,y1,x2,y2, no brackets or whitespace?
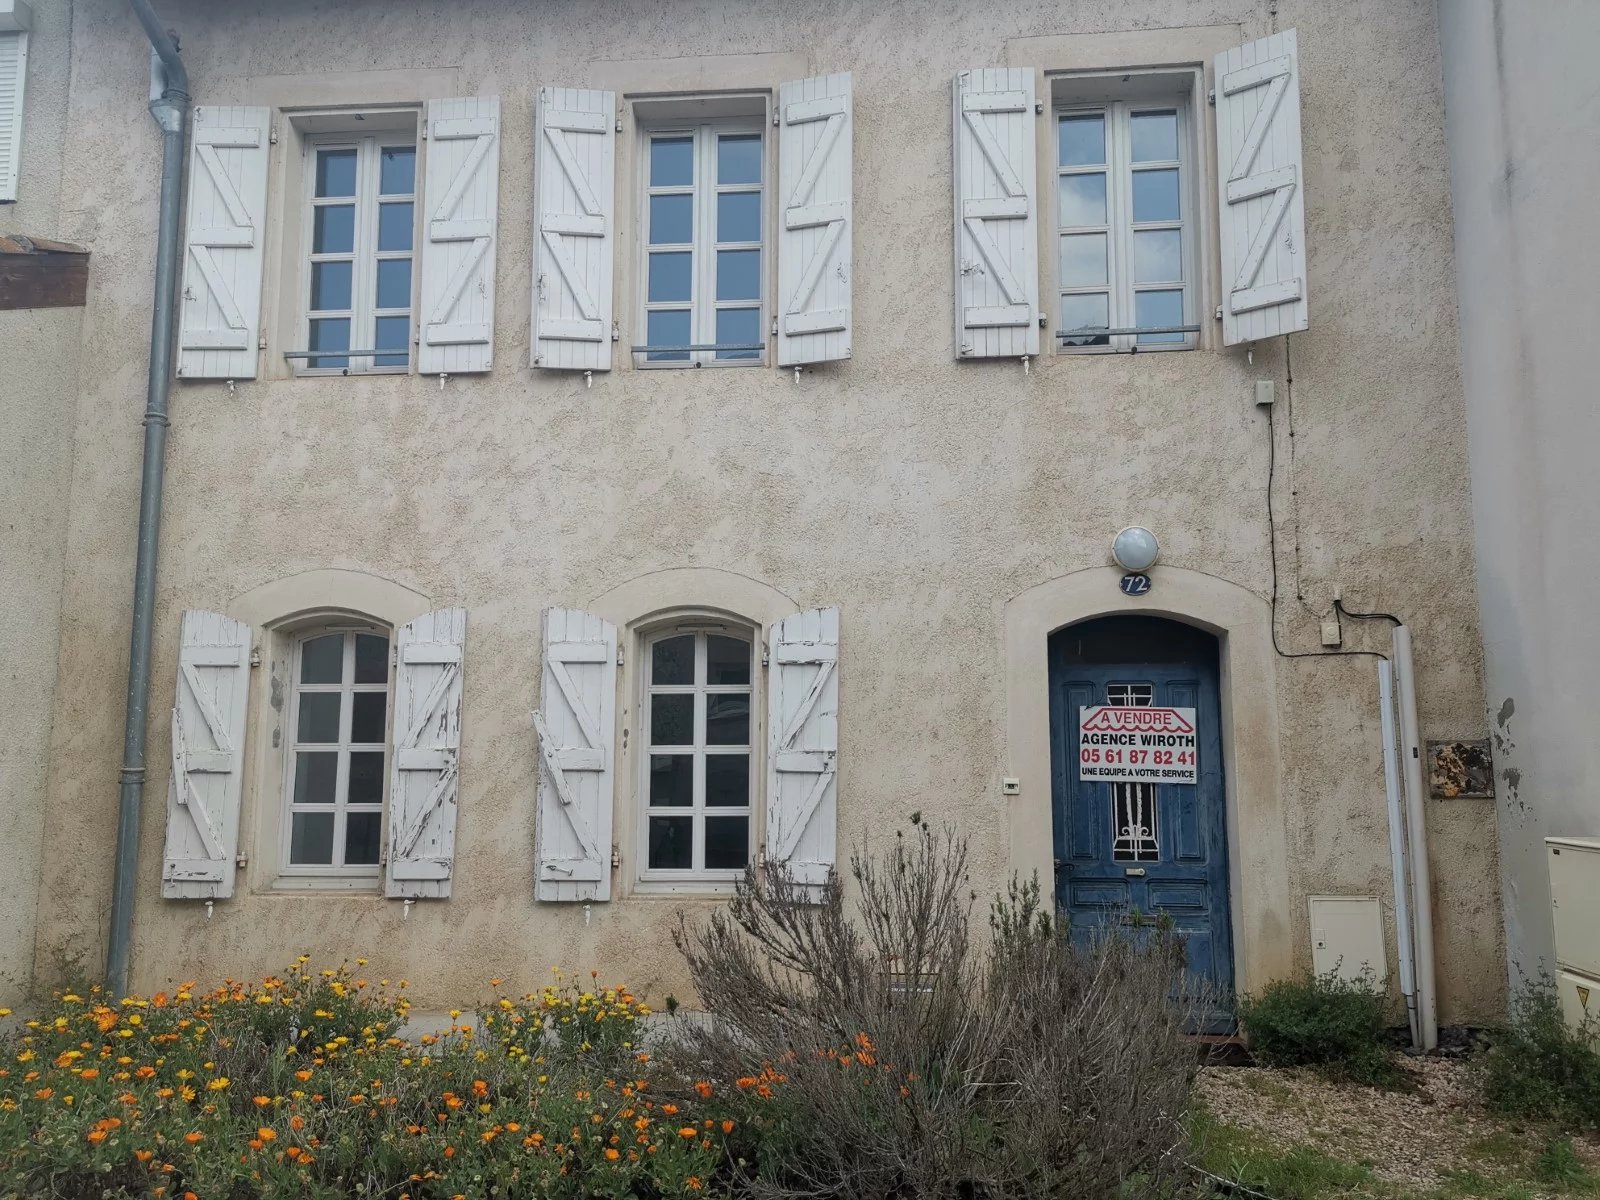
764,607,840,895
777,72,853,365
385,608,466,898
417,97,500,374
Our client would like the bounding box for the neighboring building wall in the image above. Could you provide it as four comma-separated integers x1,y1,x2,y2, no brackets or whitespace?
0,0,77,1005
29,0,1502,1019
1438,0,1600,982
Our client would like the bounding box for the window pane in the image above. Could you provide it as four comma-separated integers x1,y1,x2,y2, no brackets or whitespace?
1135,289,1185,344
1058,172,1106,228
706,694,749,745
1134,229,1182,284
648,754,694,807
297,692,341,743
704,816,749,870
706,635,750,685
380,146,416,195
705,754,749,807
313,205,355,254
354,634,389,684
648,816,693,870
648,192,692,245
301,634,344,684
374,315,410,368
1132,169,1180,222
348,751,385,805
1058,114,1105,167
1060,293,1110,347
310,261,352,312
293,752,338,804
378,202,414,252
290,811,335,865
717,134,761,185
717,192,761,243
1059,233,1108,287
308,318,350,369
651,693,694,746
650,137,694,187
345,811,382,866
351,691,387,744
646,310,691,361
376,259,412,310
716,249,760,301
315,149,357,198
648,252,692,303
714,308,761,360
650,635,694,685
1131,111,1179,163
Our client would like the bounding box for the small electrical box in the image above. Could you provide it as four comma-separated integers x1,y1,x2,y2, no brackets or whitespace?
1254,380,1275,406
1549,838,1600,978
1320,620,1342,647
1001,777,1020,796
1308,896,1386,984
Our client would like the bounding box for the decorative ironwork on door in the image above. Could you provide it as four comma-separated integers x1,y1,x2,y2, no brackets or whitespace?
1106,684,1159,862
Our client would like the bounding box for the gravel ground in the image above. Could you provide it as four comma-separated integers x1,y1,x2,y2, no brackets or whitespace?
1196,1057,1600,1193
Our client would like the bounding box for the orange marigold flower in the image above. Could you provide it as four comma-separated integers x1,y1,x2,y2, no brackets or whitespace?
443,1146,456,1158
294,1069,312,1082
86,1130,109,1144
604,1148,620,1161
135,1066,157,1079
34,1087,53,1100
505,1121,521,1132
289,1115,305,1132
285,1146,303,1160
247,1138,264,1151
661,1103,678,1116
472,1079,489,1097
134,1150,155,1163
722,1119,735,1133
183,1131,204,1144
257,1127,277,1142
253,1095,272,1108
687,1177,703,1191
79,1068,100,1079
678,1127,698,1139
694,1081,713,1099
481,1130,497,1144
735,1076,758,1089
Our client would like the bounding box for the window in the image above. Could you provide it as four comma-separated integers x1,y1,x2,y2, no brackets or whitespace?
639,123,765,365
1056,101,1194,351
283,628,390,877
641,628,756,879
301,135,418,372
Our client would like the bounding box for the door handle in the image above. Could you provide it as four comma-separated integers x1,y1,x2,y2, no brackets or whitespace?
1124,867,1146,877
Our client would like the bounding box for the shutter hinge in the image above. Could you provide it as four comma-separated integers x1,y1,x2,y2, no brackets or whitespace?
392,644,399,667
1208,88,1216,106
757,847,768,868
616,645,625,666
770,316,778,337
1214,304,1224,320
235,853,249,867
761,644,770,668
611,320,620,343
1034,100,1044,114
249,647,261,668
772,108,780,127
610,848,621,868
615,114,623,132
257,333,267,350
269,125,278,144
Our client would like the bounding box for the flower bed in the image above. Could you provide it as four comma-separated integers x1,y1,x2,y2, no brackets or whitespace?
0,960,731,1199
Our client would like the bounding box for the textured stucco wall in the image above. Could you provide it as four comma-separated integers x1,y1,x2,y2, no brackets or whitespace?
30,0,1502,1020
1439,0,1600,983
0,0,79,1005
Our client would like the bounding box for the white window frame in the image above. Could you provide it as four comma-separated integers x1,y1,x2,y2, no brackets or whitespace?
635,118,768,369
1053,96,1197,354
279,625,391,885
297,132,420,376
637,622,759,886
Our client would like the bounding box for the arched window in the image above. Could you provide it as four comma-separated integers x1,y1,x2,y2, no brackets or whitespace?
640,625,756,879
283,625,391,877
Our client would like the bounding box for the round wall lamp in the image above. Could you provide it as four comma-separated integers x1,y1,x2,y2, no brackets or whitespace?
1110,526,1161,572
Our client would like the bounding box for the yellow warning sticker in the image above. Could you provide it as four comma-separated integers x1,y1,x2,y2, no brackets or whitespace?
1579,985,1591,1010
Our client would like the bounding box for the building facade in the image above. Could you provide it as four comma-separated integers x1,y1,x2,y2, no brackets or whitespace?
3,0,1505,1023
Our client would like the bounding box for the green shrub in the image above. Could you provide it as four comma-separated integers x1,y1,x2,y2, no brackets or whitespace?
1481,979,1600,1129
1236,968,1399,1085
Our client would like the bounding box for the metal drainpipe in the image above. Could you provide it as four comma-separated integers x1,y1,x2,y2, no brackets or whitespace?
107,0,190,999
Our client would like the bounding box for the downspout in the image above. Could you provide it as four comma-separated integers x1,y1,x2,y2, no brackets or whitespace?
107,0,189,998
1392,626,1439,1051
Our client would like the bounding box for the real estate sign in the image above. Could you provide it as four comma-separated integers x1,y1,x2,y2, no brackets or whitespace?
1077,706,1198,784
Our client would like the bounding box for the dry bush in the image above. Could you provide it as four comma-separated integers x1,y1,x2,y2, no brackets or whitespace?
669,820,1203,1200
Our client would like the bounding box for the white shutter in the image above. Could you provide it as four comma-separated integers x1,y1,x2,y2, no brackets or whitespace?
765,607,839,892
531,87,616,372
1215,30,1310,345
952,69,1039,360
418,97,500,374
176,105,270,380
0,31,28,204
533,607,616,900
777,73,853,366
161,611,251,899
385,608,466,899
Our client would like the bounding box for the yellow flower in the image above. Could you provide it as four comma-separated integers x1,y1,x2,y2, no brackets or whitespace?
207,1076,230,1091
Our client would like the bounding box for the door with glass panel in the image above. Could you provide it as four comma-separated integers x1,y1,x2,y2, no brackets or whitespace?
641,629,755,881
1047,616,1232,1022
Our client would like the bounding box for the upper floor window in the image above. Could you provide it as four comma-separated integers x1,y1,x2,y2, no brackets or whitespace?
641,628,756,879
639,123,765,366
1055,100,1195,352
284,627,391,876
302,135,418,372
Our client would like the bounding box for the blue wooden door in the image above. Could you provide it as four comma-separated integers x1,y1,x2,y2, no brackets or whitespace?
1048,617,1234,1022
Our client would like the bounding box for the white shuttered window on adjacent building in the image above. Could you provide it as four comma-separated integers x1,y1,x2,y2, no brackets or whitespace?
162,611,252,900
776,73,853,366
1214,30,1309,345
765,607,839,894
177,105,271,380
953,69,1040,359
534,608,617,901
418,96,501,374
532,87,616,371
385,608,466,898
0,30,27,203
